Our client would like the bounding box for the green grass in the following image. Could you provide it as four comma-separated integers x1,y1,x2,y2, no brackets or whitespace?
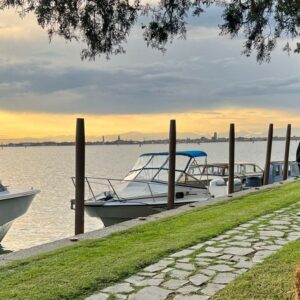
213,239,300,300
1,182,300,299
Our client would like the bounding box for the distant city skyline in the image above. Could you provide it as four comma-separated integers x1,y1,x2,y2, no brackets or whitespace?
1,122,300,143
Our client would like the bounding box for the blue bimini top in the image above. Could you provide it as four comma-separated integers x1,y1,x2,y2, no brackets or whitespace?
141,150,207,158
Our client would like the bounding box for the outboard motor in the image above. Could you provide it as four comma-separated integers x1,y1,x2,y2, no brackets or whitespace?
210,178,226,187
209,178,226,198
232,178,243,192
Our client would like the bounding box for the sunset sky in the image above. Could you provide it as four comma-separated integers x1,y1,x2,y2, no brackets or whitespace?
1,6,300,141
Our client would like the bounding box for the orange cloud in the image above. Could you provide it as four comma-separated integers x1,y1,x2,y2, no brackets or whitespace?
0,107,299,141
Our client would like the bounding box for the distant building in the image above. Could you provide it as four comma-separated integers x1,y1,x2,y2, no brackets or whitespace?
102,136,105,143
118,135,121,141
212,132,218,141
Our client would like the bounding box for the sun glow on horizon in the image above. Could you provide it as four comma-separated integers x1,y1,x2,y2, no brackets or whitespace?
1,107,300,142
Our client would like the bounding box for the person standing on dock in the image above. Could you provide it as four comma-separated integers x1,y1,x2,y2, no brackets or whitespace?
297,142,300,171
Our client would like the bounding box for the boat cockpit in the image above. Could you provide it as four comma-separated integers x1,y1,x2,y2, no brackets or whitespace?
123,151,208,188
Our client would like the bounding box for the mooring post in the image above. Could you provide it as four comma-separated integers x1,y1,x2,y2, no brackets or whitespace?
263,123,273,185
228,123,235,194
283,124,292,180
168,120,176,210
75,118,85,235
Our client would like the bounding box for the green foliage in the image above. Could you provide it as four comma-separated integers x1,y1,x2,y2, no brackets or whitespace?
0,182,300,299
220,0,300,63
0,0,299,61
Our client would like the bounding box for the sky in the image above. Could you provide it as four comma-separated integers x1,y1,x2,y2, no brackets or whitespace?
0,6,300,141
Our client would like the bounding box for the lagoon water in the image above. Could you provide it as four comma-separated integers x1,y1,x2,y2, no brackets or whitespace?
0,141,299,253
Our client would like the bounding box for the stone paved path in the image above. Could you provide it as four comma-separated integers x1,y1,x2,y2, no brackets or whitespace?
86,202,300,300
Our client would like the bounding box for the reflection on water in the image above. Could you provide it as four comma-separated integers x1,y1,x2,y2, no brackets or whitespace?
0,141,299,253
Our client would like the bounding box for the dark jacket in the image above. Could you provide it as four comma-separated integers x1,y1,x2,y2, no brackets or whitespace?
297,142,300,163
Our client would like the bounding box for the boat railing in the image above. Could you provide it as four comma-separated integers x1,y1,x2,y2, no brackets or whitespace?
71,176,159,202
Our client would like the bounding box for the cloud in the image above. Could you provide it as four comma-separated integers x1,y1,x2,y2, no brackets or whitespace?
0,7,300,117
1,57,300,115
213,77,300,110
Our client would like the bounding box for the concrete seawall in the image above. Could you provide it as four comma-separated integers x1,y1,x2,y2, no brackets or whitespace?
0,179,297,266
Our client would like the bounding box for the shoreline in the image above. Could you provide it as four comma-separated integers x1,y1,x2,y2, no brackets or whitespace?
0,178,295,266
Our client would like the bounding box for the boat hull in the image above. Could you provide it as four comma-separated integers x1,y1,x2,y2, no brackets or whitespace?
85,195,209,227
0,221,13,242
0,190,38,242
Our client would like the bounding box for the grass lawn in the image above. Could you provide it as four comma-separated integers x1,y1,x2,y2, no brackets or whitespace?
213,239,300,300
1,181,300,299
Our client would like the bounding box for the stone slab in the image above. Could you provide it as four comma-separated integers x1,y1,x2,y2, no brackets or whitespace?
143,260,172,272
169,269,192,280
103,283,134,294
205,247,223,253
171,250,195,258
208,264,234,272
175,263,196,271
125,275,145,285
269,220,290,225
200,269,216,277
260,231,285,237
128,286,171,300
227,241,252,247
201,283,226,296
213,272,238,284
189,243,204,250
177,285,200,294
178,258,192,263
163,279,188,290
189,274,210,286
224,247,255,256
135,278,164,287
197,252,221,258
86,293,109,300
234,260,255,269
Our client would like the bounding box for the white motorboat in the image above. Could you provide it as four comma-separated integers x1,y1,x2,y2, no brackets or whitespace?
0,182,39,242
81,151,211,226
196,162,264,197
268,161,300,184
200,161,299,196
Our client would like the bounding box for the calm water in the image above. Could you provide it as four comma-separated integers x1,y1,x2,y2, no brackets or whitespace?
0,141,299,252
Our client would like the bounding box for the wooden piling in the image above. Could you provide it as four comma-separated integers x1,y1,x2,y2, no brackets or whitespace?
75,118,85,235
283,124,292,180
263,124,273,185
168,120,176,210
228,123,235,194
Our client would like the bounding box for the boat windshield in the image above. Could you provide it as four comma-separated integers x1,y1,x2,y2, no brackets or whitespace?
237,164,263,174
198,165,228,176
124,154,193,182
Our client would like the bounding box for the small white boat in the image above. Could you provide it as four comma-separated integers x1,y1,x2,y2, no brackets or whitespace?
81,151,211,226
196,162,264,197
0,182,39,242
269,161,300,184
201,161,299,195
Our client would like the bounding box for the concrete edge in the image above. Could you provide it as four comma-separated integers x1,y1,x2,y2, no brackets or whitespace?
0,178,298,265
